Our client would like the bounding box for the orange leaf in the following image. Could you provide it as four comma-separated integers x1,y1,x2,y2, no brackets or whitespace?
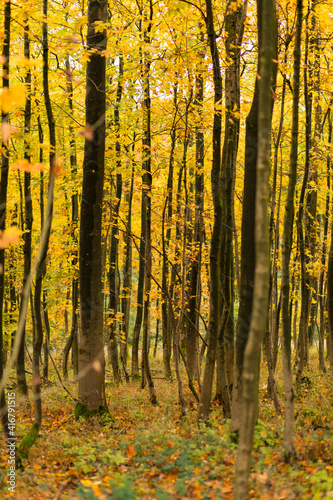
12,159,45,173
79,124,94,141
0,226,21,249
51,159,64,177
126,444,137,459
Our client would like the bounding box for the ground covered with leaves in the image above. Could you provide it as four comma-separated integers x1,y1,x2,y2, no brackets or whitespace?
1,355,333,499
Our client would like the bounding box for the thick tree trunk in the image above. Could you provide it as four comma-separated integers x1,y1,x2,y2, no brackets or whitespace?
78,0,108,413
234,0,276,496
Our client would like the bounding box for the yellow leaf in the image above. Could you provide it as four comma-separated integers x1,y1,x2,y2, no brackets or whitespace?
92,483,102,496
2,84,26,113
81,479,93,487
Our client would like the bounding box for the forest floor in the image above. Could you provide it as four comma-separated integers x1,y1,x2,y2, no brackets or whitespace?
0,351,333,499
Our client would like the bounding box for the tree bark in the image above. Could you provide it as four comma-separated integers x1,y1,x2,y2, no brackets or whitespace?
197,0,223,424
108,57,123,383
16,16,31,396
216,0,246,418
78,0,108,412
161,80,178,381
280,0,302,461
141,0,157,405
187,42,204,382
234,0,276,496
108,174,122,383
0,0,11,439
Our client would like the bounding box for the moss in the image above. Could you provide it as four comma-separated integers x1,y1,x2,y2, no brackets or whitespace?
74,402,112,421
188,380,199,402
17,423,40,462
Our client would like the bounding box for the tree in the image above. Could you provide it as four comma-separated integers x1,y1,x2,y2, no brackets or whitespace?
216,0,246,416
234,0,276,496
280,0,302,461
0,0,11,440
76,0,108,415
197,0,224,424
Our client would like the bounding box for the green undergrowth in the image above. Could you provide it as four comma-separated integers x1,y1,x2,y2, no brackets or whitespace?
0,353,332,499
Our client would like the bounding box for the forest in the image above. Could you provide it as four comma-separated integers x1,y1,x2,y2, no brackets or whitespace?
0,0,333,498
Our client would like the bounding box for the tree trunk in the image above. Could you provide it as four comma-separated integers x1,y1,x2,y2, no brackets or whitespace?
234,0,276,496
296,8,311,391
108,57,123,383
216,0,246,417
231,13,260,433
63,56,79,379
141,1,157,405
108,174,122,383
16,16,31,396
197,0,223,424
77,0,108,413
280,0,302,461
319,107,331,372
0,0,11,439
187,44,204,382
161,80,178,381
120,156,134,380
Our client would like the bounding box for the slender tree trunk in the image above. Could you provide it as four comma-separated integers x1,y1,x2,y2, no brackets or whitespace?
16,16,31,396
17,0,56,457
63,56,79,379
280,0,302,461
327,113,333,374
120,165,134,381
197,0,223,424
319,108,331,372
216,0,246,418
234,0,276,496
121,145,135,380
306,2,320,348
108,174,122,383
33,0,56,431
108,57,123,383
141,1,157,405
42,291,50,379
296,9,311,390
0,0,10,439
231,19,260,433
187,45,204,382
77,0,108,413
161,80,178,381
